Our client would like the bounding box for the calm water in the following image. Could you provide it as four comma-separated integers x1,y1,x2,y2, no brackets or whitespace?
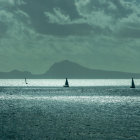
0,79,140,87
0,79,140,140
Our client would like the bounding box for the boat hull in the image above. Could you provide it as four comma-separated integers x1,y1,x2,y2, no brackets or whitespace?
63,85,69,88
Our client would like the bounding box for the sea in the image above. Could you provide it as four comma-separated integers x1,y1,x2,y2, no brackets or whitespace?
0,79,140,140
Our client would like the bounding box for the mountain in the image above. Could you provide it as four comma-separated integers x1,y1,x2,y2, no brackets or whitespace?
0,60,140,79
44,60,140,79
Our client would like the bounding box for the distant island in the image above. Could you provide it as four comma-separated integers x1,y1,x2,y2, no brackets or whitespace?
0,60,140,79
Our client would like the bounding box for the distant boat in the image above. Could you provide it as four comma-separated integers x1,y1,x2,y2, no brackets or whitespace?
63,78,69,87
130,78,135,88
25,78,28,85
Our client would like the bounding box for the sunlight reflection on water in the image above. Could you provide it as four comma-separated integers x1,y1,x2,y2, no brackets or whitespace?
0,95,139,104
0,79,140,87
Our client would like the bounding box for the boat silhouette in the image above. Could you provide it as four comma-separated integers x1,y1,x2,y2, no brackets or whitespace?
63,78,69,87
25,78,28,85
130,78,135,88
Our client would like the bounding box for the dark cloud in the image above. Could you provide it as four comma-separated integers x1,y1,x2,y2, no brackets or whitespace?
108,0,133,18
21,0,80,19
14,0,137,37
0,22,7,37
118,26,140,38
18,0,93,36
35,23,93,36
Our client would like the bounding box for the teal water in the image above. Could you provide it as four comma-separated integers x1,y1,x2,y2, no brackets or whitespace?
0,80,140,140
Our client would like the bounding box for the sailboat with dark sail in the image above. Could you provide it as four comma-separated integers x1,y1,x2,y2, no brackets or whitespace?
63,78,69,87
130,78,135,88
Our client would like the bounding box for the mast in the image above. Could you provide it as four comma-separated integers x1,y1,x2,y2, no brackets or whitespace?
25,78,28,85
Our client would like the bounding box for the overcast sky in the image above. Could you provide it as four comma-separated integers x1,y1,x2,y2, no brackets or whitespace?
0,0,140,74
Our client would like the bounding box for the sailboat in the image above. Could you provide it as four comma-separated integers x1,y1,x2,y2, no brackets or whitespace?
63,78,69,87
25,78,28,85
130,78,135,88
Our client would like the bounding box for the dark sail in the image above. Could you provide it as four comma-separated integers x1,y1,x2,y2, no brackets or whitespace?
64,78,69,87
130,78,135,88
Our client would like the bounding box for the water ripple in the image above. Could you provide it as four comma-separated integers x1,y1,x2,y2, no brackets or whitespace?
0,95,140,104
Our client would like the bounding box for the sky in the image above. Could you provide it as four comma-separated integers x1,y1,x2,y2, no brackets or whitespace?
0,0,140,74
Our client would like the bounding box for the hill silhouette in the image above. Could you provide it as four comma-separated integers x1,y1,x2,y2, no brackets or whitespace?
0,60,140,79
44,60,140,79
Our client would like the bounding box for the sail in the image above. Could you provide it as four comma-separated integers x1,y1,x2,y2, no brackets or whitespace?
25,78,28,85
65,78,69,86
64,78,69,87
130,78,135,88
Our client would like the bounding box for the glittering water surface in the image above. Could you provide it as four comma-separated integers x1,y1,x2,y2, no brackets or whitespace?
0,81,140,140
0,79,140,87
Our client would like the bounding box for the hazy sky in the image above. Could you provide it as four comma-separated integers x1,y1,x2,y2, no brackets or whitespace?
0,0,140,74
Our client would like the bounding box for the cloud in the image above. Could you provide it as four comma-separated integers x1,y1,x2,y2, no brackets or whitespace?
44,8,71,25
0,0,15,6
0,0,25,8
41,0,140,37
0,0,140,73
